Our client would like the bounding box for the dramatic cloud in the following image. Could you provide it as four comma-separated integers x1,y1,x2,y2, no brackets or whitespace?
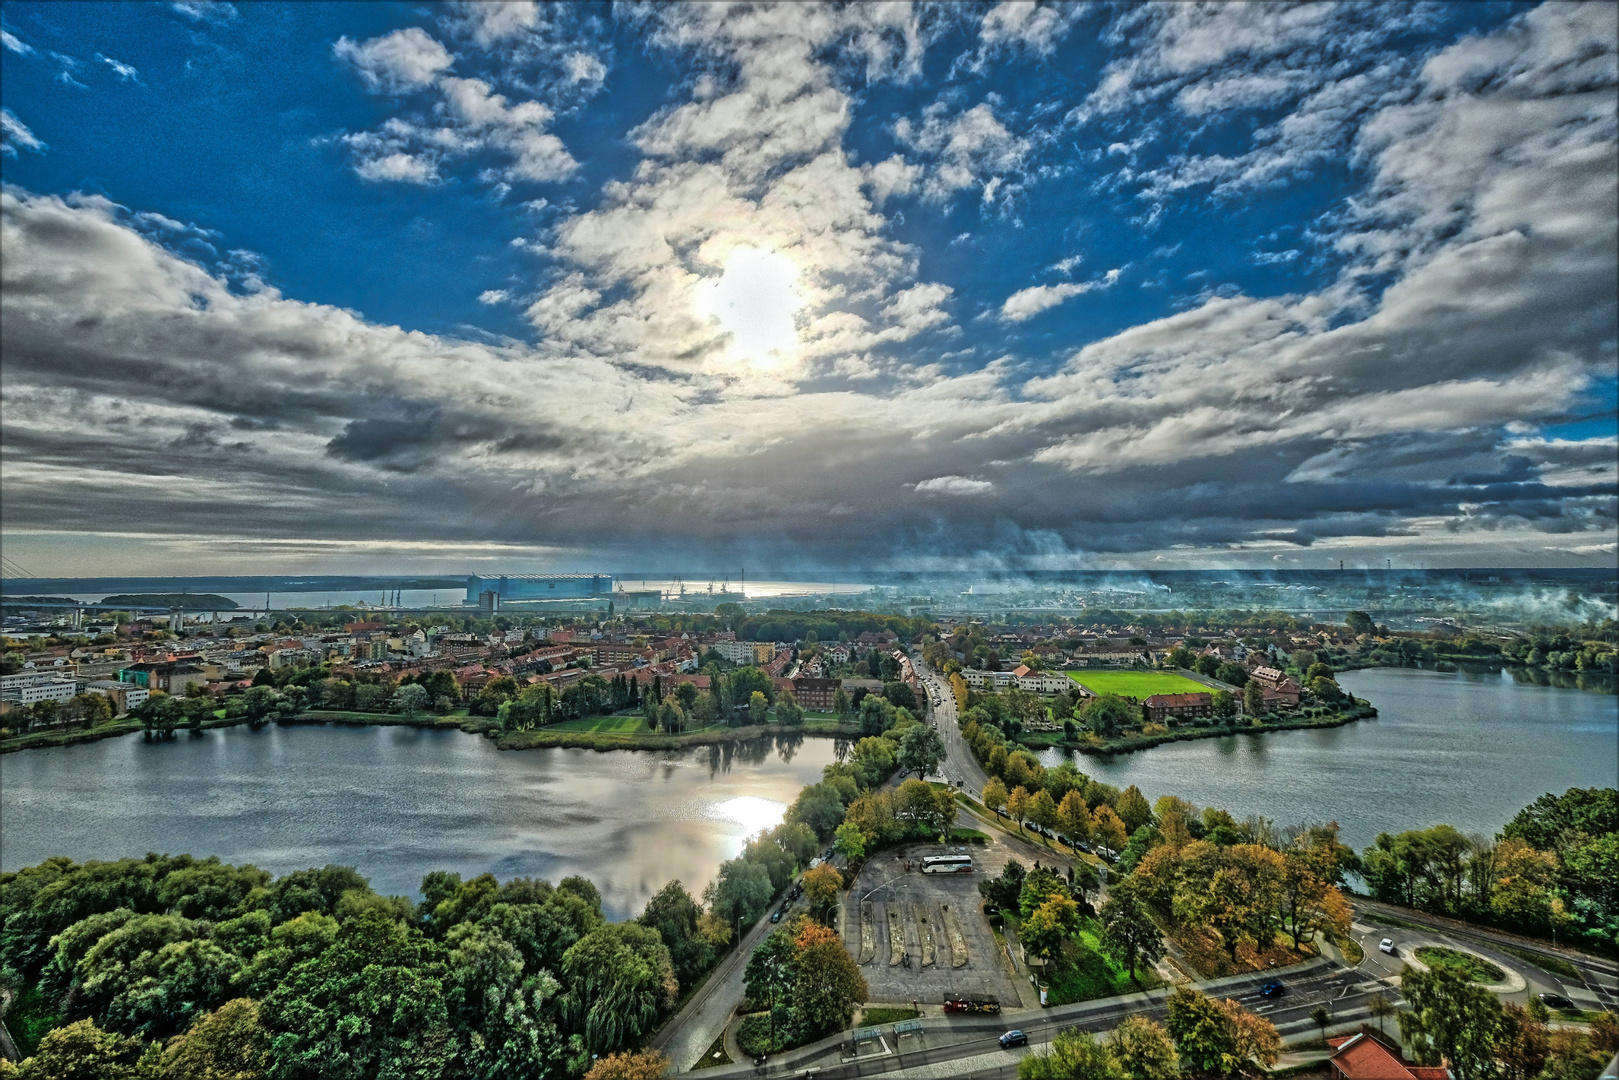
0,1,1614,574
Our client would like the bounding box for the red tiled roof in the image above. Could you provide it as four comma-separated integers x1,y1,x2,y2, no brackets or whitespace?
1327,1033,1447,1080
1143,692,1212,707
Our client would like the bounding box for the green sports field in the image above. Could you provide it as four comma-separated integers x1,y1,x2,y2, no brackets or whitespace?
544,715,654,734
1065,670,1210,698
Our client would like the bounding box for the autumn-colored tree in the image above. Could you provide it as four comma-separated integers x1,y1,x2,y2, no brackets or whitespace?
1092,804,1129,856
1278,850,1349,950
1117,786,1153,834
1489,837,1560,929
585,1050,672,1080
1006,786,1032,832
1057,791,1091,845
1027,790,1058,843
802,862,843,922
982,777,1008,815
1165,986,1279,1076
1495,1001,1549,1080
1021,894,1083,962
791,922,868,1036
1109,1015,1180,1080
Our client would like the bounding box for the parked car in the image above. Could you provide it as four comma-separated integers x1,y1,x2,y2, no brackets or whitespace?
1379,938,1397,955
1259,980,1286,999
999,1030,1028,1048
1539,993,1575,1011
770,910,782,923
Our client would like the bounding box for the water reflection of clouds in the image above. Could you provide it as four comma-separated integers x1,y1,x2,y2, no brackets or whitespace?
707,795,788,840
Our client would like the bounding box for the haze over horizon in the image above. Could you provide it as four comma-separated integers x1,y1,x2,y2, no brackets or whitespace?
2,1,1615,578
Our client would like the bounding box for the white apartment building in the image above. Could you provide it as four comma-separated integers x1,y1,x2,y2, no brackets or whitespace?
0,672,80,706
712,639,755,665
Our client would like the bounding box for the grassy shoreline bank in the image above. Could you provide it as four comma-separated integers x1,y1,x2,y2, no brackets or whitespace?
1015,700,1378,756
2,709,861,754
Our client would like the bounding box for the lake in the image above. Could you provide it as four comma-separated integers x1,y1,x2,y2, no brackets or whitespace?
0,726,834,921
1040,667,1617,851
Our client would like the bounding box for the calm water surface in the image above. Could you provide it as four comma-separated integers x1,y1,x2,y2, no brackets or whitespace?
0,726,833,920
1041,667,1617,850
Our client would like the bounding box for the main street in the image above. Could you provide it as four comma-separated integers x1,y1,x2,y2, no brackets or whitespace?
913,655,987,799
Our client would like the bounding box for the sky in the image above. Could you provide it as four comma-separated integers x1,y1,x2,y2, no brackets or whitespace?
1,0,1615,578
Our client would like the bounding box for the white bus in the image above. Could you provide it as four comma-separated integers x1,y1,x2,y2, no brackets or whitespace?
921,854,973,874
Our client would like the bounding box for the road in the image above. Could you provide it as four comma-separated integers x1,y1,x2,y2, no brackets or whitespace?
695,955,1396,1080
1350,898,1619,1014
914,656,987,799
654,886,817,1070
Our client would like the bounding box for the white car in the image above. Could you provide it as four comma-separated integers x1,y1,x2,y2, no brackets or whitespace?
1379,938,1397,955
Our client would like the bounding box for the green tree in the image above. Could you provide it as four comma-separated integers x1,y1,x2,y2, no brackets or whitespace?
639,881,715,991
1116,786,1153,834
392,683,430,717
1346,611,1374,635
749,690,769,725
831,687,851,719
161,998,270,1080
1019,1028,1120,1080
1027,789,1058,843
1210,689,1236,724
1021,894,1082,962
704,859,773,935
1081,694,1135,737
801,863,842,922
1099,882,1163,980
833,822,867,863
897,724,945,780
561,922,678,1054
1398,965,1504,1080
13,1019,146,1080
1243,680,1266,718
260,908,454,1079
1164,986,1277,1076
1006,786,1031,832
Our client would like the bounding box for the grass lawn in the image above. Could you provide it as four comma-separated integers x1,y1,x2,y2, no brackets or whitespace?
1416,945,1506,984
544,714,654,734
690,1030,733,1070
1041,917,1161,1006
1065,670,1211,697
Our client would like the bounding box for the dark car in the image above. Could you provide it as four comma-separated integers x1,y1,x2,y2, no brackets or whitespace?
770,910,782,923
1259,980,1286,999
998,1030,1028,1049
1539,993,1575,1011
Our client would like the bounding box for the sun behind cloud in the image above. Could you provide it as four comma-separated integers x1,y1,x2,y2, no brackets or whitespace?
694,245,804,371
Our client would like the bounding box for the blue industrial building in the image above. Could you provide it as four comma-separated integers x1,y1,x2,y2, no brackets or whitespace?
464,574,614,604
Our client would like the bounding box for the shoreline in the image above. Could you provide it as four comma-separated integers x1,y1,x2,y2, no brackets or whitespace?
1,710,862,755
1015,700,1379,757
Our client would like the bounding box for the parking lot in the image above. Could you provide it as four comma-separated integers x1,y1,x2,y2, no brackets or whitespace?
843,839,1030,1009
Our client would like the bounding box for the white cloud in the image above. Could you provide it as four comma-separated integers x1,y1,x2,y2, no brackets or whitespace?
353,151,437,183
451,1,540,48
2,29,34,54
998,270,1119,321
478,289,511,305
895,101,1030,202
978,1,1080,55
96,53,139,81
170,1,237,20
0,107,45,157
334,27,454,93
563,51,607,87
913,475,995,495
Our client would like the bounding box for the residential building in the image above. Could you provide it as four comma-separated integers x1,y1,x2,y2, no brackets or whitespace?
1250,666,1302,706
0,672,79,706
1011,665,1074,694
712,639,755,665
789,676,840,710
753,642,777,664
1141,692,1214,726
81,680,148,714
962,668,1015,691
